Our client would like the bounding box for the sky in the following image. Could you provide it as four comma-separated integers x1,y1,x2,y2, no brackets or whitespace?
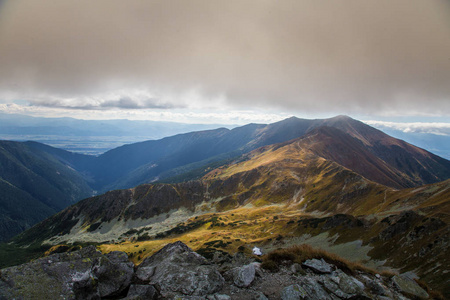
0,0,449,128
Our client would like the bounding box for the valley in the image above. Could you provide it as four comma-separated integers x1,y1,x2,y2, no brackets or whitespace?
1,115,449,298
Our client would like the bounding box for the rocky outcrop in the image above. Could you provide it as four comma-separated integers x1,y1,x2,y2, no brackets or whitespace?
135,241,224,298
0,246,133,299
0,241,436,299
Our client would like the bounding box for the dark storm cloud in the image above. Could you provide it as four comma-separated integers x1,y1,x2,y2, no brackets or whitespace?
0,0,449,115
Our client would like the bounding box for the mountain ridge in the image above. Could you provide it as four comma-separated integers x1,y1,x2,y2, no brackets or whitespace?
28,115,450,192
1,115,449,242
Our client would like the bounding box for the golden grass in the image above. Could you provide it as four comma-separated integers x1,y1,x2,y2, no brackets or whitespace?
261,244,397,277
98,205,308,265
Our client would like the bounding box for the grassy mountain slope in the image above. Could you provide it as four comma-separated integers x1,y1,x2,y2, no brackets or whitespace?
104,115,450,190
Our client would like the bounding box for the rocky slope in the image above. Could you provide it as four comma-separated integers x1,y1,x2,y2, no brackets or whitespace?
0,241,434,299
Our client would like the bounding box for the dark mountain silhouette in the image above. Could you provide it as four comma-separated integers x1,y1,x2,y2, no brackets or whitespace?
0,141,93,241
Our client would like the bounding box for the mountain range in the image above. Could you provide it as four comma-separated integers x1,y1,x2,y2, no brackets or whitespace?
1,115,449,243
0,112,229,155
1,115,450,295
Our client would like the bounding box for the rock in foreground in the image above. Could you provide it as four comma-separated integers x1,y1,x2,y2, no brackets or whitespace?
136,241,224,298
0,241,435,299
0,246,133,299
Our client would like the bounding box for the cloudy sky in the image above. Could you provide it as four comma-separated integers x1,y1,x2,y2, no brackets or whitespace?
0,0,449,126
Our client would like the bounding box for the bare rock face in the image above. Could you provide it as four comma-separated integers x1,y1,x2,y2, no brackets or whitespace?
135,241,224,298
0,246,133,299
90,251,134,298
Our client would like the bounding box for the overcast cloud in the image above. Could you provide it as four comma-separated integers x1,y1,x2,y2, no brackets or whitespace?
0,0,449,118
365,120,450,136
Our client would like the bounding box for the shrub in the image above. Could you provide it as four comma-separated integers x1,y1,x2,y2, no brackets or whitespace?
261,260,279,272
137,233,152,241
262,244,381,275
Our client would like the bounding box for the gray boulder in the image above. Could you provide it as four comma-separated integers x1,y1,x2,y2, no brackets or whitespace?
136,241,224,298
226,263,256,287
281,284,308,300
363,277,393,298
392,274,429,299
302,258,333,274
298,277,332,299
91,251,134,297
334,269,365,295
320,275,352,299
0,245,134,299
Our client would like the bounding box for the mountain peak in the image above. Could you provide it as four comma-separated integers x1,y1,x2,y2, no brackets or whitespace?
331,114,352,120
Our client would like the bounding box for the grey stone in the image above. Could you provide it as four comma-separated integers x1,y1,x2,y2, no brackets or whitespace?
92,251,134,297
330,294,341,300
321,275,351,299
72,270,100,300
392,275,429,299
290,263,303,274
335,270,365,295
230,263,256,287
135,266,156,282
126,284,158,299
0,245,133,300
281,284,308,300
136,241,224,298
252,262,264,278
209,293,231,300
302,258,333,274
298,277,332,299
366,279,391,297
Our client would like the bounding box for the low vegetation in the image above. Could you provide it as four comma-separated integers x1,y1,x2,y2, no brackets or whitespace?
261,244,396,277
